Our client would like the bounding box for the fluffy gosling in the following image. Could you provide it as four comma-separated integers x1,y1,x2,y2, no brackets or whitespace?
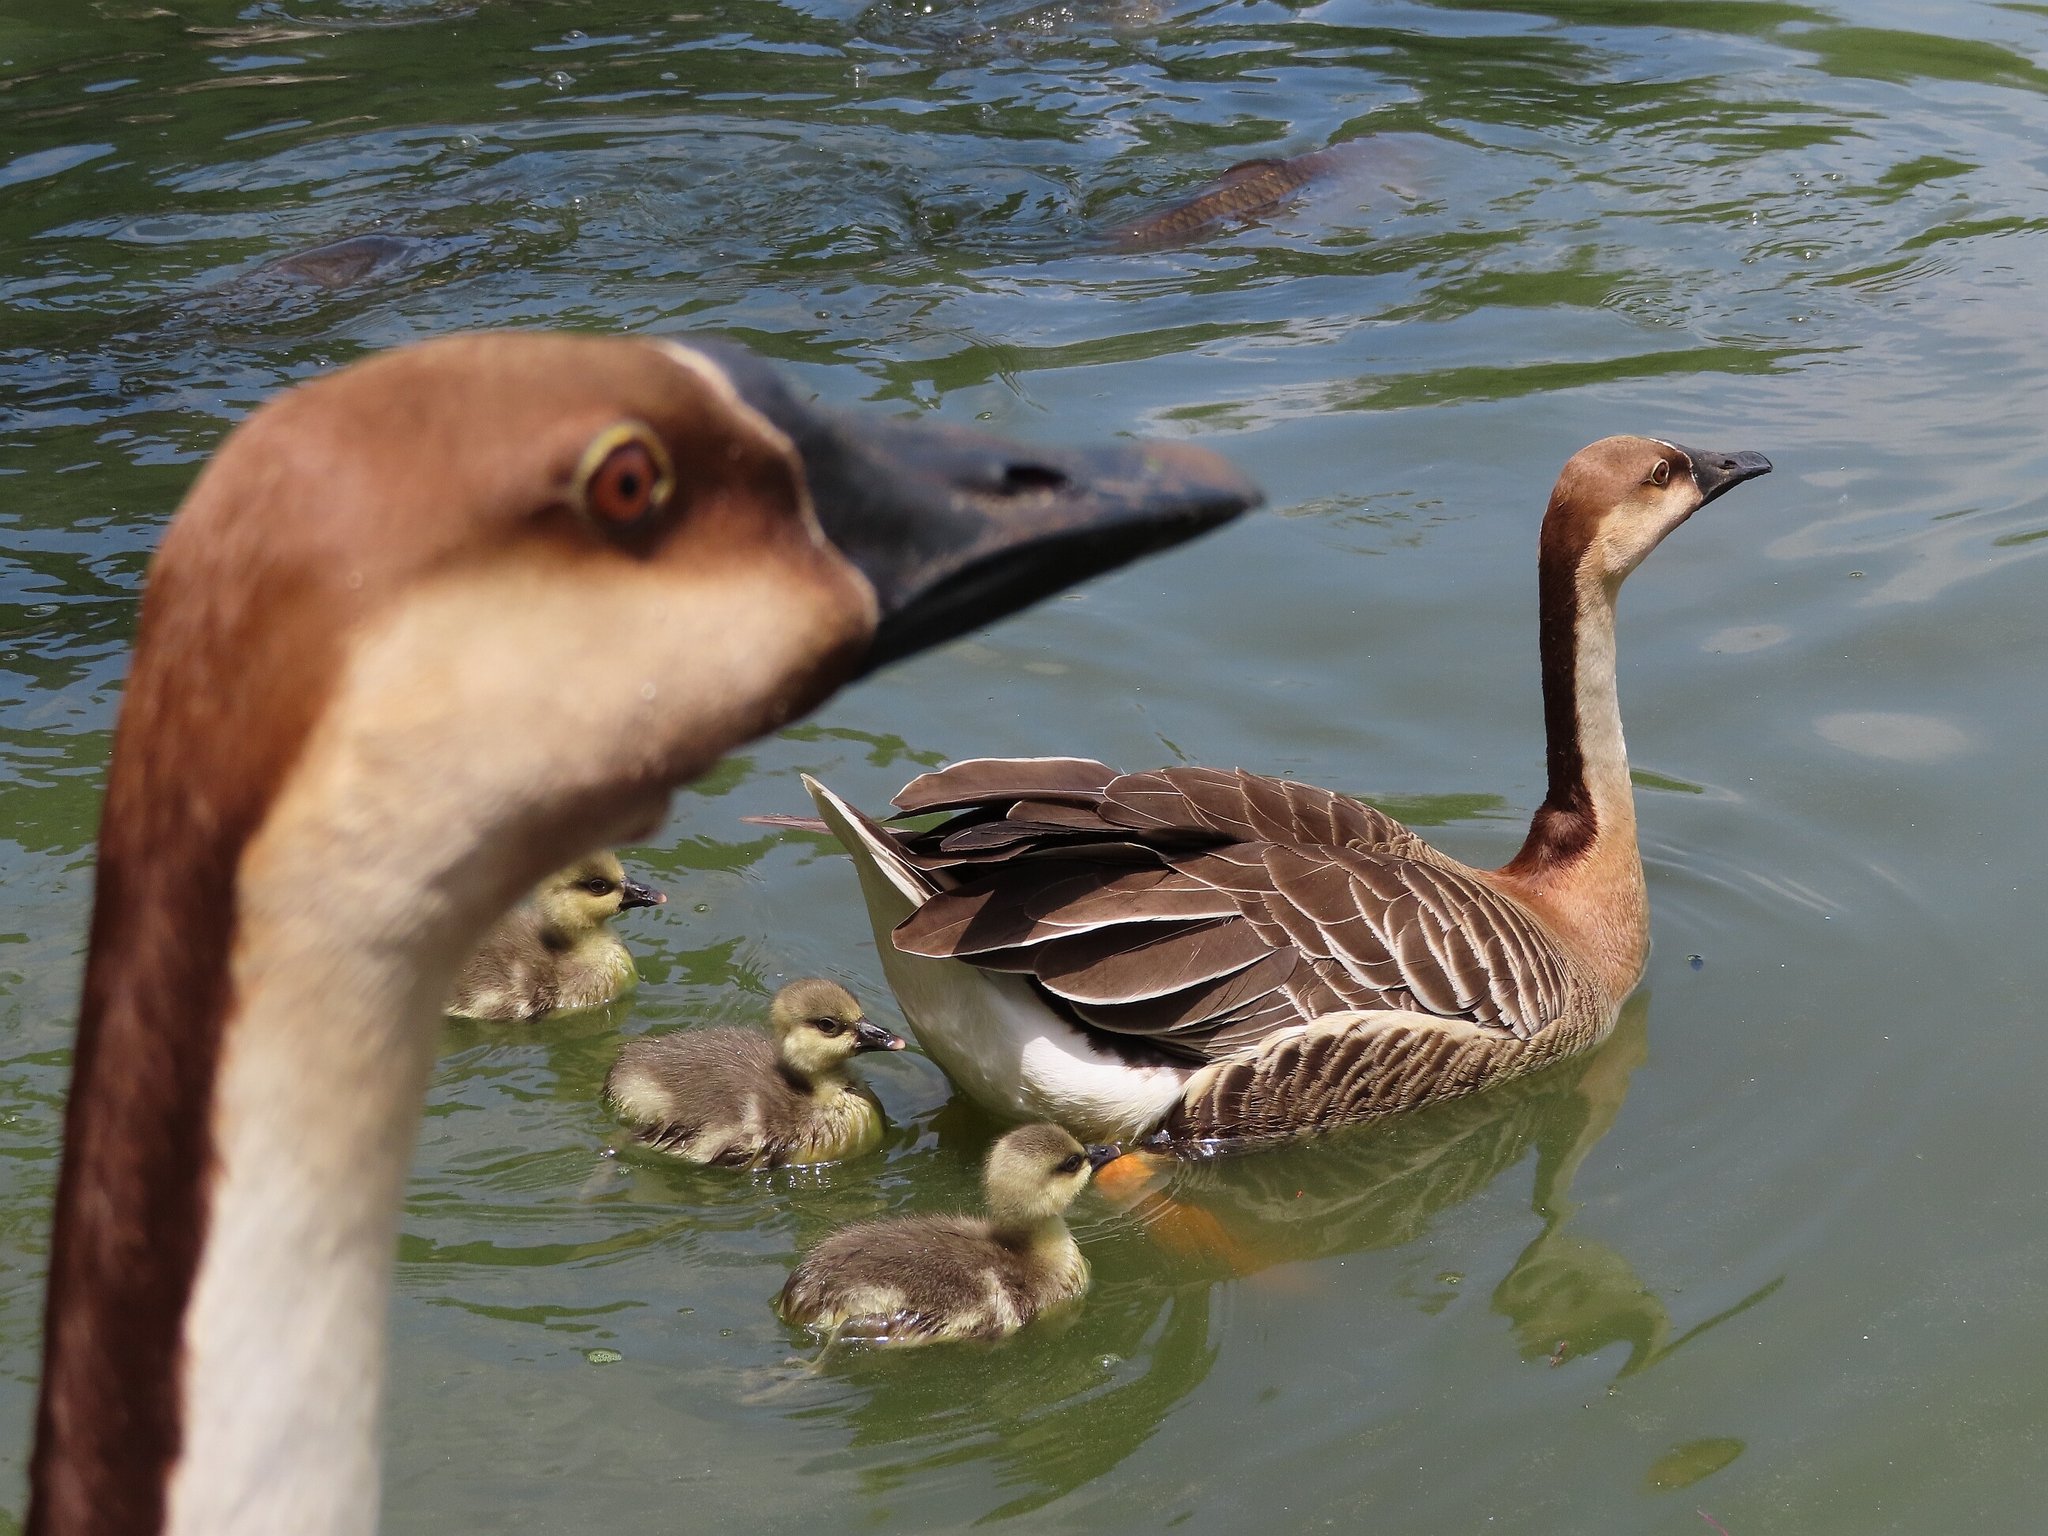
777,1122,1119,1344
604,978,905,1167
446,851,663,1021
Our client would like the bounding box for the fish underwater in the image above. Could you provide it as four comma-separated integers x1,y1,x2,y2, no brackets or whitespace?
253,232,422,288
1105,142,1386,252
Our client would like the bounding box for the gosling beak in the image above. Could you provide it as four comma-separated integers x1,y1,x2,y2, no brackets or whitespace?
852,1018,907,1053
680,339,1263,671
618,878,665,911
1677,445,1773,508
1085,1143,1122,1171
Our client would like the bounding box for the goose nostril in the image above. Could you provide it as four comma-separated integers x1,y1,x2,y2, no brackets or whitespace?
997,463,1069,495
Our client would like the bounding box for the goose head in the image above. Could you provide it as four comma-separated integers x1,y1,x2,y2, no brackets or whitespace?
983,1123,1121,1228
531,851,664,944
1543,435,1772,588
32,331,1257,1536
122,331,1259,918
769,977,904,1079
1503,433,1772,980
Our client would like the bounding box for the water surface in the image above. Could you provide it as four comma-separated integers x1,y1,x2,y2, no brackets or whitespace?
4,0,2048,1530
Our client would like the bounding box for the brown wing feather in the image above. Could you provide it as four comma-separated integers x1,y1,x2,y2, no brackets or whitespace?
1069,948,1298,1036
1031,917,1273,1004
1025,866,1241,928
893,757,1116,814
1101,766,1259,836
881,758,1597,1064
1007,800,1114,828
937,818,1111,854
895,864,1237,957
1095,766,1426,856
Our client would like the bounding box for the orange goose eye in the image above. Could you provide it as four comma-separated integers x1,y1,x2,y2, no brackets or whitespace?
575,425,675,533
1648,460,1672,488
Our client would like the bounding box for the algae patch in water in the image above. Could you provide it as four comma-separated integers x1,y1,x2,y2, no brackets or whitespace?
1645,1436,1744,1490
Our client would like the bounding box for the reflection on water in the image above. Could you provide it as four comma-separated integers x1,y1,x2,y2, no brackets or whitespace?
1129,999,1777,1375
782,998,1776,1514
1646,1435,1745,1493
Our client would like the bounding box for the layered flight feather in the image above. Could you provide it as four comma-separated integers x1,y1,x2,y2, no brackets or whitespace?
882,759,1604,1073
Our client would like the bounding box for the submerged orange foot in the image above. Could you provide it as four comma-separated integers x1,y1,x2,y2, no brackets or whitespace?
1094,1151,1276,1277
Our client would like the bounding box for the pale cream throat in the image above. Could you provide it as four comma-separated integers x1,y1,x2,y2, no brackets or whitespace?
1572,574,1637,845
164,588,671,1534
166,801,469,1536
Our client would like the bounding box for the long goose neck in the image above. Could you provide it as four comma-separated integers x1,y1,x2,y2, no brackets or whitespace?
32,808,254,1536
29,556,558,1536
1499,551,1647,1001
28,524,358,1536
33,747,468,1536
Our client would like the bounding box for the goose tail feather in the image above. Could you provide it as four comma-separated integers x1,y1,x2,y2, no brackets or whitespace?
802,775,1191,1140
801,775,936,916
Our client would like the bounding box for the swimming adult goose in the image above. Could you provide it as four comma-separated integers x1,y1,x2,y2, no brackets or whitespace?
805,436,1771,1148
29,331,1256,1536
446,850,664,1020
604,977,906,1166
777,1122,1119,1343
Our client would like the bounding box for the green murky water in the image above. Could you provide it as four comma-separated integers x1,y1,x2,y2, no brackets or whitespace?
5,0,2048,1530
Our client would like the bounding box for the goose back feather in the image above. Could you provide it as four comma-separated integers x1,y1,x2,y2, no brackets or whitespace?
818,764,1607,1143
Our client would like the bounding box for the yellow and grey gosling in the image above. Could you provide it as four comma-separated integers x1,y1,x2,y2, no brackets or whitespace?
446,851,664,1021
603,979,905,1167
776,1123,1119,1344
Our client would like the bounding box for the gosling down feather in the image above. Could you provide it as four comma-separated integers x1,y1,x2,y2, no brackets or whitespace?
604,978,905,1166
447,850,664,1020
777,1122,1118,1344
805,436,1772,1148
29,331,1256,1536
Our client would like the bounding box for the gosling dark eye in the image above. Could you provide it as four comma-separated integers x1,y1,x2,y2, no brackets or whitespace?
813,1019,845,1037
1055,1153,1085,1174
582,879,614,895
1648,460,1672,488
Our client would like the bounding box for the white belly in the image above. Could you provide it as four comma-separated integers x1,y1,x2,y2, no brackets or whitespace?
871,927,1188,1144
809,776,1186,1144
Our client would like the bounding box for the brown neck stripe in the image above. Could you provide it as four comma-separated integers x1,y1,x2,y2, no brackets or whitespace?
29,526,341,1536
1505,500,1598,876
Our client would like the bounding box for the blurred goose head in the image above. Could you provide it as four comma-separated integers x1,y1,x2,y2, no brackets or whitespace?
30,330,1257,1536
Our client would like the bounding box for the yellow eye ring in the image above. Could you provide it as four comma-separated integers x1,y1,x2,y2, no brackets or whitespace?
1648,460,1672,488
575,423,675,530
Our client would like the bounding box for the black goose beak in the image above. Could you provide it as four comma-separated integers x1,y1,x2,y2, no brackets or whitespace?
682,340,1263,672
1676,445,1773,508
852,1018,907,1053
1085,1143,1122,1170
619,878,665,911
